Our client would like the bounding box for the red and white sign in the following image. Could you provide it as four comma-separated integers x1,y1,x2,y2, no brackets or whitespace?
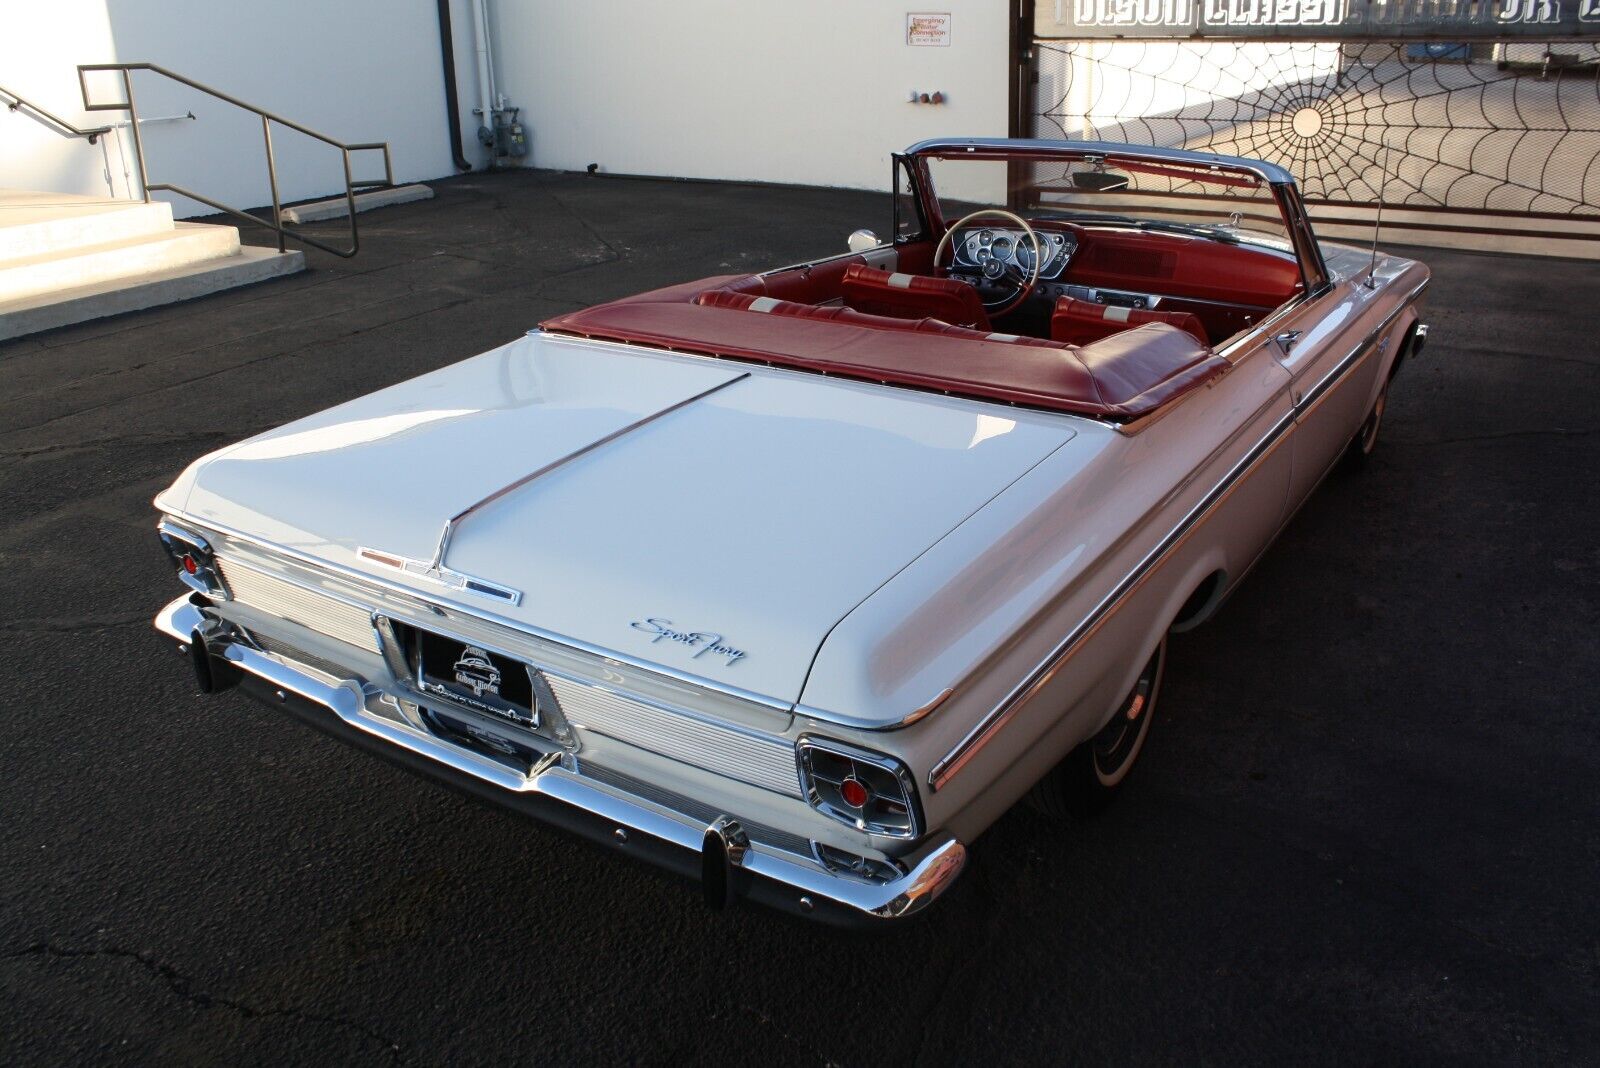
906,12,952,45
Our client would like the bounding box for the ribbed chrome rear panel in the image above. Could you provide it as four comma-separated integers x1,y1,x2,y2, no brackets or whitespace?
212,550,802,798
216,558,380,654
545,675,802,798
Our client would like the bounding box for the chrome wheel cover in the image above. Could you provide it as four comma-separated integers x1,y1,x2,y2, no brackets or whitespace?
1091,644,1164,787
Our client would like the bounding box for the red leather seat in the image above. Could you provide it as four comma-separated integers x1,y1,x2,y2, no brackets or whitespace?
840,264,990,330
697,289,851,320
1051,295,1208,347
699,289,1063,344
549,282,1231,419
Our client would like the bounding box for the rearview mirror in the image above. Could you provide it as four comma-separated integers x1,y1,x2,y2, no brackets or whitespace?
847,229,882,253
1071,170,1131,193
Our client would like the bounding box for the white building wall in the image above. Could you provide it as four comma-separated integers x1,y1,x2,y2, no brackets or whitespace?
0,0,476,217
3,1,1013,218
488,1,1012,191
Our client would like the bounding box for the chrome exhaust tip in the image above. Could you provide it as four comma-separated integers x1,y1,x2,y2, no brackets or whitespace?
700,816,750,911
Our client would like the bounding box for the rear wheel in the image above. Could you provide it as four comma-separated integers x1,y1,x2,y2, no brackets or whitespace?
1028,638,1166,819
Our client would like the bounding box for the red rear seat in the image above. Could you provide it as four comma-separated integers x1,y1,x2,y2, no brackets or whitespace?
696,290,1051,347
551,283,1229,419
839,264,990,330
1051,295,1208,347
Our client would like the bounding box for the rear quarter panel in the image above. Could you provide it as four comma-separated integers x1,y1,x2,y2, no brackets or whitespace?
799,335,1298,843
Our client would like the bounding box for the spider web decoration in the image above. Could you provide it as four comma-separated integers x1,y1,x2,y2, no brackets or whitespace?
1032,40,1600,218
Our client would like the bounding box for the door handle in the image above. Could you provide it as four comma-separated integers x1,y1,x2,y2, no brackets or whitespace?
1274,329,1303,352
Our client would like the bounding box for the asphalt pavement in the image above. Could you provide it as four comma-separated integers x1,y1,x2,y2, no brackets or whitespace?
1,170,1596,1065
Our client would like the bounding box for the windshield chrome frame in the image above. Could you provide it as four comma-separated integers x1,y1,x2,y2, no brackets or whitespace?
903,137,1327,301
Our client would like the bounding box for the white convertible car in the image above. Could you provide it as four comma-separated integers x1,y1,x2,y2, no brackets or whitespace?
152,139,1429,924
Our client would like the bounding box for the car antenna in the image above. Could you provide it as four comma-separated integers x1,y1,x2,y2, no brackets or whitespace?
1365,136,1392,290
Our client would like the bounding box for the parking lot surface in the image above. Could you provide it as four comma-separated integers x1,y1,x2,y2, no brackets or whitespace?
2,170,1596,1065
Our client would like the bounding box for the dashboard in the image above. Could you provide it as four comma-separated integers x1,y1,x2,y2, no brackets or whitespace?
950,226,1078,282
942,219,1299,340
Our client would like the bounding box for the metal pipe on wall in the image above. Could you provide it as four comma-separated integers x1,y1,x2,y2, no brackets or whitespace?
436,0,473,171
470,0,497,155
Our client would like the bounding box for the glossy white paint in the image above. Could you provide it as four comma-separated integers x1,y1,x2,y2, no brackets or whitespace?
165,332,1078,703
156,244,1428,860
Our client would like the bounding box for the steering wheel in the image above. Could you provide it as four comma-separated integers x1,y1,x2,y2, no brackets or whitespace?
933,208,1043,320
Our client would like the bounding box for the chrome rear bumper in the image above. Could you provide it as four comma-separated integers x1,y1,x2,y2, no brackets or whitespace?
156,595,965,926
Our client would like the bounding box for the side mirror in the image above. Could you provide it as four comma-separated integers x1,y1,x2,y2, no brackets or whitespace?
847,229,882,253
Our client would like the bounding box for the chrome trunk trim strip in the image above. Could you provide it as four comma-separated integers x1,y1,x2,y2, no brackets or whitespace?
355,547,521,606
425,371,750,572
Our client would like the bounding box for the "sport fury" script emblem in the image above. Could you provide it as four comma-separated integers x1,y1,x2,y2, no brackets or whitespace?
629,617,747,666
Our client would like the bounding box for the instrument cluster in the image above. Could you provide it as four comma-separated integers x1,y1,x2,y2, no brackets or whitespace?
952,226,1078,280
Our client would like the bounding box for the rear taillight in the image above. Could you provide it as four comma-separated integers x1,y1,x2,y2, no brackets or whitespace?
158,519,228,599
796,736,921,839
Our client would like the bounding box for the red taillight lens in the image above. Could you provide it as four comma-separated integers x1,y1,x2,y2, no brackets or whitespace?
796,737,920,838
182,554,198,575
839,777,870,809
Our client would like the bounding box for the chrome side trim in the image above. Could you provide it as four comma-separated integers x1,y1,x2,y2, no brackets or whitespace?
1293,292,1420,418
928,278,1428,789
929,405,1294,790
155,595,965,923
758,244,892,277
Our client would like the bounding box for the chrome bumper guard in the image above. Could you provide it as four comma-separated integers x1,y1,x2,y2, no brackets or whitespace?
156,595,965,925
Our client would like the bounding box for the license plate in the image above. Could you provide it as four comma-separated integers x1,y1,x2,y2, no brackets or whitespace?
412,628,538,731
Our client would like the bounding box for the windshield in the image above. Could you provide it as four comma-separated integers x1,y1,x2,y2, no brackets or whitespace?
921,152,1294,252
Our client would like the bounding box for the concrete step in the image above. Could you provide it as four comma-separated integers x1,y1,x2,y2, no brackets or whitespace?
0,222,242,303
0,193,176,262
0,245,306,341
281,183,434,224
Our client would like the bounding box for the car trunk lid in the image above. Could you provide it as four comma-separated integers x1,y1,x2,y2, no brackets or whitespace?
171,332,1077,703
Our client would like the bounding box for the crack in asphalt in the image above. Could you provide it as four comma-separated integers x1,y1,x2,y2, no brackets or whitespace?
546,191,622,261
4,942,407,1064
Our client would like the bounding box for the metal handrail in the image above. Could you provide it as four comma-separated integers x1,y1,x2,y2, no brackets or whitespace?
75,62,394,258
1,83,112,143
